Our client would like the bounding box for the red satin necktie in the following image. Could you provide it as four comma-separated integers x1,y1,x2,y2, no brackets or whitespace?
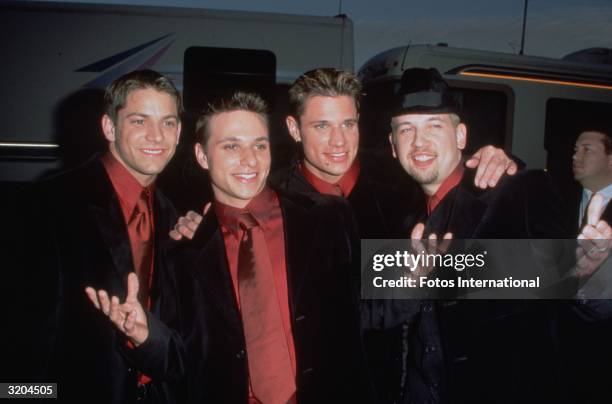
237,212,296,404
128,189,153,306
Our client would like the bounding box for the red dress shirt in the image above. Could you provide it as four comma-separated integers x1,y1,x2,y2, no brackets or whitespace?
300,160,360,197
214,187,297,403
427,162,465,215
101,152,155,385
101,152,155,297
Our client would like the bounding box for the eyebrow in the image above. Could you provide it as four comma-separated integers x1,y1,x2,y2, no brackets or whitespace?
392,120,414,129
125,113,179,120
214,136,269,145
125,113,148,118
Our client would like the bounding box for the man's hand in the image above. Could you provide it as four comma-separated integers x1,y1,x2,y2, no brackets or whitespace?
465,145,518,189
169,203,209,241
576,193,612,278
409,223,453,278
85,273,149,346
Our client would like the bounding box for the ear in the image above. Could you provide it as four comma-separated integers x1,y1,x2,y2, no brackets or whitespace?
286,116,302,142
194,142,209,170
101,114,116,142
456,123,467,151
388,132,397,159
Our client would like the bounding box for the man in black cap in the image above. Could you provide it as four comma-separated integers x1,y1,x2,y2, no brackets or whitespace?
387,67,577,403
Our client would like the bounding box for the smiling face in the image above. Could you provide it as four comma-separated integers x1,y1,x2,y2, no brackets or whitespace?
102,87,181,186
195,110,270,208
573,130,612,192
286,95,359,184
390,113,466,195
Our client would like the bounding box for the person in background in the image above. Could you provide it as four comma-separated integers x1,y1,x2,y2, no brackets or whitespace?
555,123,612,404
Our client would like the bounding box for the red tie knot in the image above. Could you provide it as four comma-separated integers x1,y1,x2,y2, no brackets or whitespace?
238,212,258,231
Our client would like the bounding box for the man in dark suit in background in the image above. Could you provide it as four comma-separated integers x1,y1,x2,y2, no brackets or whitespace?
167,91,369,403
571,125,612,233
556,124,612,404
15,70,185,403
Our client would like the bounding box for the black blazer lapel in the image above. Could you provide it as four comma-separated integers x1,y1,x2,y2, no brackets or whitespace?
150,191,177,313
567,185,582,235
601,199,612,225
446,186,488,238
82,161,134,292
188,211,243,332
279,192,317,317
425,175,488,239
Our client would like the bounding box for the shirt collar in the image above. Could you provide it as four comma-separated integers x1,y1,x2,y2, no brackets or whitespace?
299,159,360,197
427,162,465,215
579,183,612,225
595,183,612,201
214,186,279,238
101,151,154,215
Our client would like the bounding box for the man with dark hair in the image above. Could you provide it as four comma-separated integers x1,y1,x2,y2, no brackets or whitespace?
18,69,184,403
554,123,612,404
166,91,369,403
572,125,612,233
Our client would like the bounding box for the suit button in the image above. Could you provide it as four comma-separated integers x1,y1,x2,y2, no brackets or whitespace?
424,346,436,353
302,367,314,375
236,349,246,359
127,367,133,373
422,304,432,312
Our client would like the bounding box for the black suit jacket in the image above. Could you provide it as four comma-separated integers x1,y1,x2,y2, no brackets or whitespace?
272,161,427,404
564,184,612,236
420,169,569,404
169,189,372,404
556,183,612,404
13,158,184,404
271,160,423,239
